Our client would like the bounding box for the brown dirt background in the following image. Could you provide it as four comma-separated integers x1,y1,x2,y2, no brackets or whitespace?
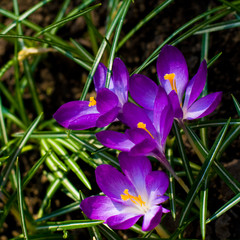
0,0,240,239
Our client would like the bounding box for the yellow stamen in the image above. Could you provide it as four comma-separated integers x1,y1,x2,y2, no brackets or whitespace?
88,97,96,107
164,73,177,93
121,189,145,207
137,122,154,139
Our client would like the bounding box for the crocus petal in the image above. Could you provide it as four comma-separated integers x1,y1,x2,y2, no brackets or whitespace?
184,92,222,120
153,86,173,145
129,74,158,110
130,138,157,156
96,107,120,128
142,205,163,231
157,45,188,101
93,63,107,91
183,60,207,108
162,207,170,213
168,90,183,119
119,153,151,199
126,128,154,144
95,164,136,201
145,171,169,205
96,130,134,152
96,88,119,113
111,58,129,106
119,102,157,139
107,213,142,230
53,101,100,130
80,196,123,221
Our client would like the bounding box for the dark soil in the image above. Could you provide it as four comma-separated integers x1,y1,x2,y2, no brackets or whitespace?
0,0,240,239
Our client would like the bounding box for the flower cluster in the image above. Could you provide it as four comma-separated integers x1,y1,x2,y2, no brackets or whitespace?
53,45,222,231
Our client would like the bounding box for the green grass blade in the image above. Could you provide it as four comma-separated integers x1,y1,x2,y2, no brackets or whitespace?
206,52,222,68
36,220,104,231
200,177,209,240
98,224,122,240
105,0,131,87
173,121,194,185
70,38,94,62
70,133,119,167
184,124,240,193
206,192,240,224
117,0,174,50
0,113,43,189
47,139,92,190
35,4,101,37
0,95,8,145
16,160,29,240
167,148,176,221
41,139,68,172
196,19,240,34
232,95,240,116
179,119,230,226
36,201,80,222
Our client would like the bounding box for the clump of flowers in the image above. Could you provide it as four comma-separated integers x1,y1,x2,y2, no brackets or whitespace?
53,45,222,232
80,153,169,231
53,58,129,130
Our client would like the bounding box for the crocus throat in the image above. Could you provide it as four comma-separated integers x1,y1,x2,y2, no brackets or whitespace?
137,122,154,139
88,97,96,107
164,73,177,93
121,189,145,207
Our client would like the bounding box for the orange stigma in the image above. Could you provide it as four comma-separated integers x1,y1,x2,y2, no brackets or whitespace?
121,189,145,207
137,122,154,139
164,73,177,93
88,97,96,107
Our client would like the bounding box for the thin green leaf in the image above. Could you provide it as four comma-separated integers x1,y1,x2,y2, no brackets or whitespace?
35,4,101,37
98,224,122,240
16,160,29,240
200,177,209,240
36,220,104,231
36,201,80,222
47,139,92,190
206,191,240,224
0,113,43,189
0,95,8,145
179,119,231,226
232,95,240,116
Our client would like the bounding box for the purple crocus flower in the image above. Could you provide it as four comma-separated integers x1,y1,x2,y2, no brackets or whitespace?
80,152,169,231
130,45,222,121
53,58,129,130
96,87,175,174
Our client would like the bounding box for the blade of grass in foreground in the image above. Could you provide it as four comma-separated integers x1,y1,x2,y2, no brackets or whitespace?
0,113,43,189
16,160,29,240
206,191,240,224
36,220,104,231
179,119,230,226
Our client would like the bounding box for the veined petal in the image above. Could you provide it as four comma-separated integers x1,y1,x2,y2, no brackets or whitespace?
129,74,158,110
80,196,123,221
107,213,142,230
119,153,151,200
111,58,129,106
184,92,222,120
145,171,169,205
120,102,157,139
168,90,183,119
96,130,134,152
130,138,157,156
96,88,119,113
153,86,173,144
183,60,207,108
142,205,163,231
126,128,154,144
96,107,120,128
53,101,100,130
94,63,110,91
95,164,136,201
157,45,188,101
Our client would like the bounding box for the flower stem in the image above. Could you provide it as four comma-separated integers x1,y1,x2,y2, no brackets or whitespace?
155,224,170,238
